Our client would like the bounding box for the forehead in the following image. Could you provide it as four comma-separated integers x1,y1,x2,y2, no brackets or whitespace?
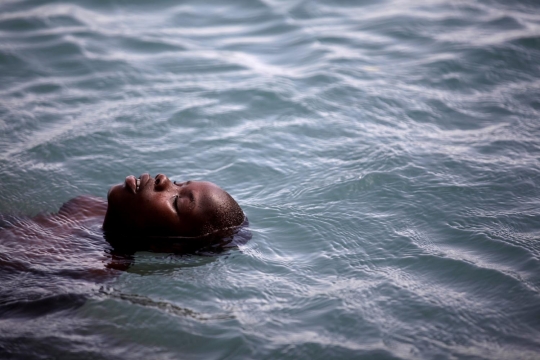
185,181,228,203
184,181,219,191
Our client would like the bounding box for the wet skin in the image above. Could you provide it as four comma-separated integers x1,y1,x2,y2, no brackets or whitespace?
103,174,244,237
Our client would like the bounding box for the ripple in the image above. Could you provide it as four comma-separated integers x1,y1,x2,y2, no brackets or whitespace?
1,0,540,358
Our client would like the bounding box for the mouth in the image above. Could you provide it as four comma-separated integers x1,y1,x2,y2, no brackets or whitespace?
125,174,149,194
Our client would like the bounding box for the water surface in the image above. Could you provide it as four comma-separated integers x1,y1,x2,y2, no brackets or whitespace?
1,0,540,359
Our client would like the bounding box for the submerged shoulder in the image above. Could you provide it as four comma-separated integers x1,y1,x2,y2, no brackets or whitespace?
58,195,107,219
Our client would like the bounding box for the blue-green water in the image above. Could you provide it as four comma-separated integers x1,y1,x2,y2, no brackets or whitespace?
2,0,540,358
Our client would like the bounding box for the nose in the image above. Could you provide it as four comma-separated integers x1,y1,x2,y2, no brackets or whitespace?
154,173,170,191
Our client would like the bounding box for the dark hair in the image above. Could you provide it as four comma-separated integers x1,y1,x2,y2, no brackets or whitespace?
198,191,246,236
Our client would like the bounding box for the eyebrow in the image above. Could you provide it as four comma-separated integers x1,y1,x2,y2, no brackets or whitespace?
173,180,192,186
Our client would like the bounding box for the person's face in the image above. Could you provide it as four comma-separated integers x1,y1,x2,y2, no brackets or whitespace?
104,173,233,237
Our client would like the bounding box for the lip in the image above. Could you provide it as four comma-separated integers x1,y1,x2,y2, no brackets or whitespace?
124,175,137,194
124,173,152,194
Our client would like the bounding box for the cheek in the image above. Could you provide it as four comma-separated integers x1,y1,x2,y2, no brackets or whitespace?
138,193,178,227
107,184,124,202
108,187,133,215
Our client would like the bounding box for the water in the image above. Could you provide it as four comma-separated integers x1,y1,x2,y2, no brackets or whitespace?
1,0,540,358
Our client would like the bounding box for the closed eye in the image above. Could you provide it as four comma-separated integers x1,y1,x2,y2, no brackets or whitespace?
174,192,194,214
174,195,179,213
173,180,192,186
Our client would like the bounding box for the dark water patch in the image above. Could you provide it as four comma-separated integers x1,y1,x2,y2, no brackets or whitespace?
465,46,539,85
0,16,48,33
46,14,86,28
0,50,45,89
0,49,27,71
149,55,248,76
23,81,63,95
30,37,85,60
511,35,540,51
111,35,187,54
0,293,87,319
479,0,540,12
1,0,540,358
484,15,524,31
356,15,438,47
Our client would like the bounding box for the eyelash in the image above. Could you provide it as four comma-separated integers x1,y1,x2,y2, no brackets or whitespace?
174,191,194,213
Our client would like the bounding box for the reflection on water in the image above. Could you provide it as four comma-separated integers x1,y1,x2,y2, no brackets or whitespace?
1,0,540,358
